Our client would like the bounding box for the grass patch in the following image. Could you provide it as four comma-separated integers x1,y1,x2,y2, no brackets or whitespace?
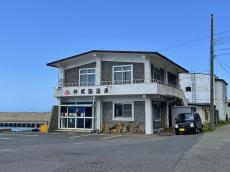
204,127,215,132
204,120,230,132
216,120,230,128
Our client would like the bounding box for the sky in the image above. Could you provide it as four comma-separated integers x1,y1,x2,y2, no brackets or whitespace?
0,0,230,112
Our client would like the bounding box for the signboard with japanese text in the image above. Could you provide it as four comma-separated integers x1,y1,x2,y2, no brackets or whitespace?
62,86,111,96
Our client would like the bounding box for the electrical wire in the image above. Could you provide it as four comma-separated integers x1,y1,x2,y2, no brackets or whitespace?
214,35,230,41
159,36,209,51
214,56,230,76
160,29,230,51
215,52,230,57
214,40,230,45
215,56,230,71
214,29,230,36
195,69,209,73
215,47,230,51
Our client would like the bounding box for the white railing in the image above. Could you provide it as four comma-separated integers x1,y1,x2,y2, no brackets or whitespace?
61,79,178,88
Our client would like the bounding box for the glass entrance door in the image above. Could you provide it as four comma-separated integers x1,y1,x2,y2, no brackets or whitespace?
59,105,94,129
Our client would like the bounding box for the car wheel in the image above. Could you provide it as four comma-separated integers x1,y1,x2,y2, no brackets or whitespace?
194,128,198,134
200,128,203,133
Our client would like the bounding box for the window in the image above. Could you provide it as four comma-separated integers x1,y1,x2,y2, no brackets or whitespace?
113,103,133,120
59,105,94,129
113,65,132,84
153,67,165,82
176,113,194,123
186,86,191,92
153,103,161,121
79,68,95,86
167,72,177,86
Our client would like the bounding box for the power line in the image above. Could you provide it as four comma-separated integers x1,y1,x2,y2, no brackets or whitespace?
215,52,230,56
160,29,230,51
215,56,230,71
159,36,209,51
195,69,209,73
214,56,230,76
214,29,230,36
214,35,230,41
214,40,230,45
215,47,230,51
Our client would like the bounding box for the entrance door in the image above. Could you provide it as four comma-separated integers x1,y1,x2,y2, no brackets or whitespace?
59,105,94,130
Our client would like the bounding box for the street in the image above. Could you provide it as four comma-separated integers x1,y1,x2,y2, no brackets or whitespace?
1,126,230,172
0,131,201,172
173,124,230,172
1,125,230,172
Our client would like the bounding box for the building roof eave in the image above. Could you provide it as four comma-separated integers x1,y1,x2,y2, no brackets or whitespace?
46,50,189,73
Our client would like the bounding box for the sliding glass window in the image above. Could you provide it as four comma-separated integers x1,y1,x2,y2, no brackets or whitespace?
113,65,132,84
79,68,95,86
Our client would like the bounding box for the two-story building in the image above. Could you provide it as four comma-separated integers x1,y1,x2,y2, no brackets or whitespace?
47,50,188,134
179,73,228,123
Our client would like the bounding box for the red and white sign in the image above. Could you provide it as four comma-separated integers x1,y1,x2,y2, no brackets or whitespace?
62,86,111,97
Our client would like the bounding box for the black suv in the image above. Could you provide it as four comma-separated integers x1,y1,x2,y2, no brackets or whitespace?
175,112,203,135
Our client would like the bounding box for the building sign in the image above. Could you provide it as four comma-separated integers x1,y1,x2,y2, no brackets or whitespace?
62,86,111,96
64,90,70,96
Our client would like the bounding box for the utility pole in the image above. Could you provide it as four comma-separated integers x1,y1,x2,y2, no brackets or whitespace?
210,14,215,129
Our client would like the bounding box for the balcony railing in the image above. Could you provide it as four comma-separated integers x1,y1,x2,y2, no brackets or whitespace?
60,79,178,88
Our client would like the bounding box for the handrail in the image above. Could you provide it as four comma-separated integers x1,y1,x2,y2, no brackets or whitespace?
60,79,178,88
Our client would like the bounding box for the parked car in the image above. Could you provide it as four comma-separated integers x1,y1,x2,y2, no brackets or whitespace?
175,112,203,135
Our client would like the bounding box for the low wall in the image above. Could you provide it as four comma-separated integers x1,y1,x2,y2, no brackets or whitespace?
0,112,51,123
48,106,59,132
102,101,145,134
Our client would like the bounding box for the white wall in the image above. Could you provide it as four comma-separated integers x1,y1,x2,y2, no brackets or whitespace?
228,99,230,118
195,106,206,124
215,81,228,121
179,73,213,104
179,73,228,121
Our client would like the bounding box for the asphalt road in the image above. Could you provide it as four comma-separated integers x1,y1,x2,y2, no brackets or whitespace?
0,132,201,172
173,124,230,172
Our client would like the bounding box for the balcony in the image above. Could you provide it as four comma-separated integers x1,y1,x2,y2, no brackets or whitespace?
54,79,187,104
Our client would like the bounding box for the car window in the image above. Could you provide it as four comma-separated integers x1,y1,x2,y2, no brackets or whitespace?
176,113,194,122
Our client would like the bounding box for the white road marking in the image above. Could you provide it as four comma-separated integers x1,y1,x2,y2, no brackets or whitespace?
69,134,91,139
0,133,39,137
101,135,122,140
50,133,60,135
74,142,84,145
0,137,15,140
0,149,14,152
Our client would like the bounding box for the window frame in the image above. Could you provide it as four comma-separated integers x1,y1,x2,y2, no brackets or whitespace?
153,67,165,82
186,86,192,92
167,72,177,86
153,102,161,122
112,65,133,84
79,68,96,86
112,102,134,121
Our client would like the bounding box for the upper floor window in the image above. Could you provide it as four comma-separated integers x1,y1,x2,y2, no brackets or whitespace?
186,86,191,92
113,65,133,84
79,68,95,86
168,72,177,86
153,67,165,83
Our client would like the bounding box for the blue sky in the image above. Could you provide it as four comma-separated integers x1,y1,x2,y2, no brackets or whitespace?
0,0,230,112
